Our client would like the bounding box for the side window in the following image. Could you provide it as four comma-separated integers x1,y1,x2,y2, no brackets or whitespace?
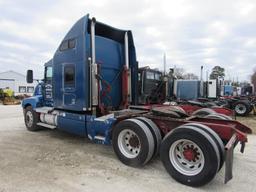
59,38,76,51
64,65,75,87
45,66,53,84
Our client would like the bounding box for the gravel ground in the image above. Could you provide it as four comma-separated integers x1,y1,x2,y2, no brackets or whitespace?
0,105,256,192
237,114,256,134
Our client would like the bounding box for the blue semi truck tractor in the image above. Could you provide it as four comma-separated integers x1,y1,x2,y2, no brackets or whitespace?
22,14,251,187
23,14,138,141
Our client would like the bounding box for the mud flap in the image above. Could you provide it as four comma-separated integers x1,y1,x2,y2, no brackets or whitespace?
224,134,236,184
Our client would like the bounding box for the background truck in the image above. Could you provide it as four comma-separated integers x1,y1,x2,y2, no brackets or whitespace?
138,67,255,116
22,14,251,187
138,67,166,104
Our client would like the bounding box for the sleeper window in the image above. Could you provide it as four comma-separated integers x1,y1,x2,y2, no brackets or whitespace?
59,38,76,51
59,40,68,51
68,39,76,49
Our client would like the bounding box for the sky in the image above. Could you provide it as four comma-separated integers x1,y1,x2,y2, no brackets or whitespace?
0,0,256,81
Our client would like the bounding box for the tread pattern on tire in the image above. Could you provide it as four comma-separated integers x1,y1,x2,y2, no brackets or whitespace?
135,117,162,159
24,106,40,131
112,118,155,167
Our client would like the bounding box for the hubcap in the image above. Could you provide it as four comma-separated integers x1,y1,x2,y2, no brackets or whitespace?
235,104,246,114
169,139,205,176
118,129,141,158
26,111,33,127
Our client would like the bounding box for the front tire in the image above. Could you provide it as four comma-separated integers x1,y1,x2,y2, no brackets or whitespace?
24,106,40,131
160,126,220,187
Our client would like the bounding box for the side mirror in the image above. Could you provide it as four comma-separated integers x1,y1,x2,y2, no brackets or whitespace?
26,70,33,83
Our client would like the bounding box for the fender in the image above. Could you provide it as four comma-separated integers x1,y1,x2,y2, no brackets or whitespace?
22,95,43,109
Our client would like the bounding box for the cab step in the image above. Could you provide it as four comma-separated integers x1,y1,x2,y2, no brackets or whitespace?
37,122,56,129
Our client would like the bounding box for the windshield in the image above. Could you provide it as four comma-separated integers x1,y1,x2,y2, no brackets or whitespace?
146,71,155,80
146,71,161,80
155,73,161,80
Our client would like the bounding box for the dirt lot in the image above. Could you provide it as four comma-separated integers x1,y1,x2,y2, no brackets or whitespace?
237,114,256,134
0,105,256,192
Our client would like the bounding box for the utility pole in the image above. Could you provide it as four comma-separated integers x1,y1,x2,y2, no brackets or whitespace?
200,66,203,81
163,53,166,75
200,66,203,97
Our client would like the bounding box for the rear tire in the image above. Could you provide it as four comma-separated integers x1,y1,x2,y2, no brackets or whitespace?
24,106,40,131
112,119,155,167
233,101,250,116
160,125,220,186
182,123,225,171
135,117,162,159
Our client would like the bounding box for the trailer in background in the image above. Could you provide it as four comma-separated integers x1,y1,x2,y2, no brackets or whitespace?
223,85,233,96
174,80,201,100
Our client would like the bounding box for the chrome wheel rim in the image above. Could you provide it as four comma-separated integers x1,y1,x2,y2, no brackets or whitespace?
235,104,246,114
26,111,33,127
118,129,141,158
169,139,205,176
